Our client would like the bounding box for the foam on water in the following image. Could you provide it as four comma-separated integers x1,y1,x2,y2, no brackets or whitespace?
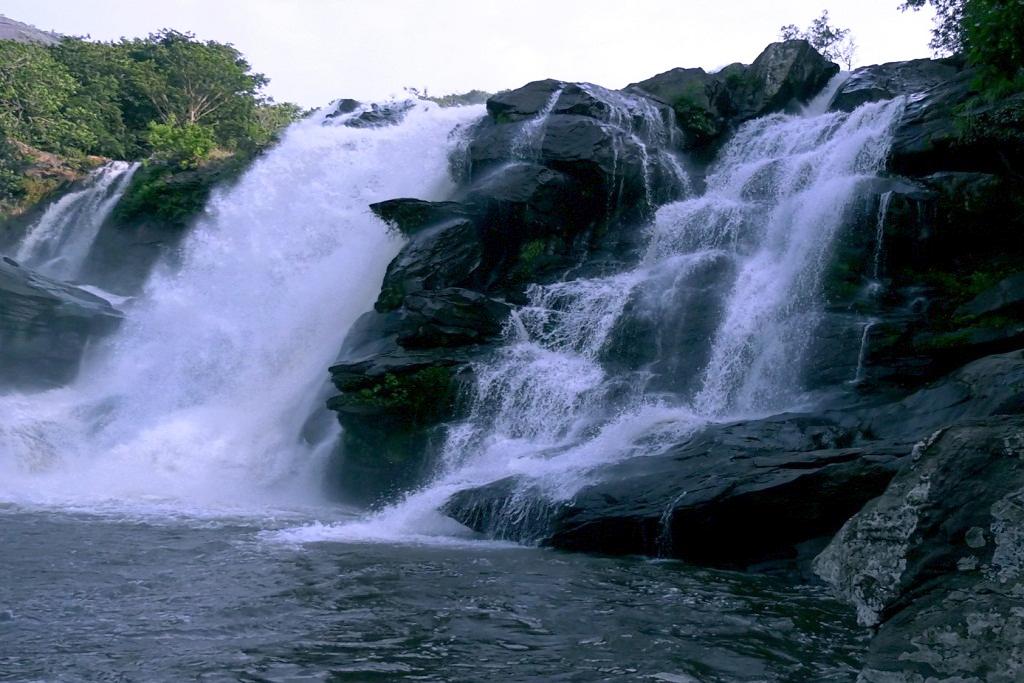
0,103,484,515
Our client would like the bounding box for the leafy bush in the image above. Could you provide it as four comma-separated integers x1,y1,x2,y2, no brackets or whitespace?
146,118,216,168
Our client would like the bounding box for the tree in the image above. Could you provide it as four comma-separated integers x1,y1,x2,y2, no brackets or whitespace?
902,0,1024,94
779,10,858,69
49,38,134,158
123,30,267,129
900,0,966,55
0,41,92,153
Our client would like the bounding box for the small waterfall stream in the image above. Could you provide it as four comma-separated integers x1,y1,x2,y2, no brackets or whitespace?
305,95,906,543
13,161,139,281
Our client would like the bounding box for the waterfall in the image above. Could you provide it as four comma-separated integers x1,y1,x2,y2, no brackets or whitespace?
12,161,139,281
296,96,905,543
0,103,482,511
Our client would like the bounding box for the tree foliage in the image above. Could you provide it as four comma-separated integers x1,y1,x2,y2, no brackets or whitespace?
0,41,90,153
780,10,858,69
902,0,1024,94
0,30,302,164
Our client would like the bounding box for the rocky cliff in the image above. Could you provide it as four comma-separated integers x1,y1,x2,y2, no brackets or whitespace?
326,41,1024,680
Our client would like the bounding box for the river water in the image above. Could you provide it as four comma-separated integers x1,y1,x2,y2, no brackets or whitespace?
0,506,865,682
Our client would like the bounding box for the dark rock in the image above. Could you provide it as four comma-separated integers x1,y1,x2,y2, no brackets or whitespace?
956,271,1024,319
888,71,1024,176
601,252,734,396
817,173,1024,394
375,218,482,310
815,417,1024,681
445,413,904,570
328,285,509,503
486,79,564,123
0,258,121,389
627,66,735,149
328,358,466,506
344,100,417,129
398,288,510,348
325,98,361,118
830,57,961,113
859,349,1024,442
729,40,839,121
464,162,602,290
368,198,469,236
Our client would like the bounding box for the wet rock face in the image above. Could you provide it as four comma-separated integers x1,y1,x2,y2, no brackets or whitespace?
0,258,121,389
626,40,839,152
815,417,1024,681
811,168,1024,398
327,75,697,502
830,57,961,112
887,66,1024,178
445,413,904,570
444,350,1024,571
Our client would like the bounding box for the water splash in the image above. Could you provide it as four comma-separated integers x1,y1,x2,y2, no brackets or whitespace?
13,161,139,281
0,103,483,513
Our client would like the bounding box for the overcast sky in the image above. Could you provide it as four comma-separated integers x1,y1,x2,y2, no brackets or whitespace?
5,1,937,108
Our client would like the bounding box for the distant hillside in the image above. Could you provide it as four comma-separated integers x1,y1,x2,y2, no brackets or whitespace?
0,15,60,46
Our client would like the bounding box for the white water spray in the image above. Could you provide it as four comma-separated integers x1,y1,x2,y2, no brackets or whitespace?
0,103,483,512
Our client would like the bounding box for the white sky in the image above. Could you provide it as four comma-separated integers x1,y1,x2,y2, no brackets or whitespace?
5,0,937,108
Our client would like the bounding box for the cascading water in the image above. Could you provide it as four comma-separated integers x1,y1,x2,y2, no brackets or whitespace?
0,103,483,512
297,95,906,543
12,160,139,281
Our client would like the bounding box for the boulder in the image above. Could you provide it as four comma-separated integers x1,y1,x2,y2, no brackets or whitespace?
729,40,839,121
397,288,510,349
325,98,361,119
814,417,1024,681
0,257,121,388
830,57,962,113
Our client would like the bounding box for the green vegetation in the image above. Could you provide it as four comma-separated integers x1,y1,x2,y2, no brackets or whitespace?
780,10,857,68
0,29,302,216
